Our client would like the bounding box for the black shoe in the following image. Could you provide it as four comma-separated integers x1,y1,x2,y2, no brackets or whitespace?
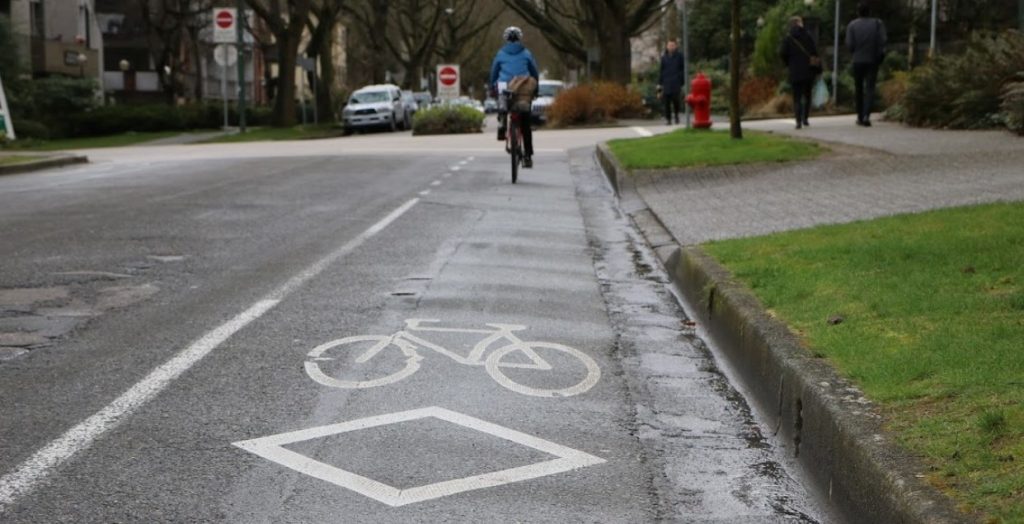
523,156,533,168
497,128,506,141
803,120,810,127
863,120,872,127
796,122,803,129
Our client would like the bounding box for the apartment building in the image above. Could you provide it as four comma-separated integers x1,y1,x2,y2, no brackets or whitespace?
4,0,103,79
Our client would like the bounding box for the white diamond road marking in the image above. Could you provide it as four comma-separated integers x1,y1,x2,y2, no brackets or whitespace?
232,407,606,507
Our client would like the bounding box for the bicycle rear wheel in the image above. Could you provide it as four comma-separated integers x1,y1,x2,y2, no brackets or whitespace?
509,119,519,184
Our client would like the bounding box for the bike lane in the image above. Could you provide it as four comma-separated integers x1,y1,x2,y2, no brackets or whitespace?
1,153,658,522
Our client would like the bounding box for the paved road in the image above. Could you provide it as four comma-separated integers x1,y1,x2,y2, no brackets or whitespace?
0,127,827,522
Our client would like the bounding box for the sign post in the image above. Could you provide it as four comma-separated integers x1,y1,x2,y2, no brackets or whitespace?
234,2,247,133
0,72,15,140
437,64,460,101
214,45,238,129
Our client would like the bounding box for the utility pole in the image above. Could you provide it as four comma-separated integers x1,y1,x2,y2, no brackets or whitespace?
833,0,840,106
1019,0,1023,31
236,0,247,133
929,0,938,58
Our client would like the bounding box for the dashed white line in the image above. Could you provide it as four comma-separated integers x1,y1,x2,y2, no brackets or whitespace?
631,126,654,137
0,198,421,513
430,180,442,187
419,190,432,196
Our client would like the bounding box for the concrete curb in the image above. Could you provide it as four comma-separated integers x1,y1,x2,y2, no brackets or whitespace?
0,154,88,176
595,144,972,524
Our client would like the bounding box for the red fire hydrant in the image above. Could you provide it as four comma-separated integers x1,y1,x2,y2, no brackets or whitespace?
685,72,713,129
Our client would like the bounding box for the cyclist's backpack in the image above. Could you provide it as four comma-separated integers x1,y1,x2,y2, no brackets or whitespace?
508,75,537,112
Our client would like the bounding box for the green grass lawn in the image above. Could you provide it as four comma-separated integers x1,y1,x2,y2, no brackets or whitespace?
202,124,346,144
704,202,1024,522
607,129,823,170
0,155,43,166
1,131,181,151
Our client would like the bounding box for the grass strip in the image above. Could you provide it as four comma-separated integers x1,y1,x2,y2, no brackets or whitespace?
703,202,1024,522
0,155,43,166
607,128,822,170
202,125,346,143
1,131,181,151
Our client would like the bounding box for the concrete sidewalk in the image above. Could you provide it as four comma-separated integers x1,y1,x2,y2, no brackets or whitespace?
637,116,1024,246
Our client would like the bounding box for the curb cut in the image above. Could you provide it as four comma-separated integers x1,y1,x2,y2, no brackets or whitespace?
0,154,88,177
595,144,971,524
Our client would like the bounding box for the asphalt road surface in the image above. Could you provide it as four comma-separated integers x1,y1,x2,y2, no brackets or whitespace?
1,127,832,523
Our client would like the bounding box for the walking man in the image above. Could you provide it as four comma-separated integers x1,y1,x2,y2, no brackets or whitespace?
659,39,686,126
781,16,820,129
846,2,887,127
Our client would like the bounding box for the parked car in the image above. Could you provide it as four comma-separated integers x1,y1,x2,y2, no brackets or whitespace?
531,80,565,124
483,97,498,114
412,91,434,110
341,84,408,133
401,90,419,121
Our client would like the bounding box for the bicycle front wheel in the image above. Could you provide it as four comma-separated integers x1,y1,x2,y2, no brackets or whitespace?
485,342,601,398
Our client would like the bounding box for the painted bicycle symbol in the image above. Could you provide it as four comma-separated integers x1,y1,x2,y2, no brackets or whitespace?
304,319,601,398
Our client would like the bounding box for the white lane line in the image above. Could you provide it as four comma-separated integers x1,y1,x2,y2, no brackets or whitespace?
467,156,475,161
450,166,461,172
631,126,654,137
430,180,442,187
0,198,421,513
419,190,431,196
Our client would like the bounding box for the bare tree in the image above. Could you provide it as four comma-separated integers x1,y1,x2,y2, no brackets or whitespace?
306,0,347,120
435,0,500,63
502,0,672,84
248,0,314,126
140,0,211,103
384,0,446,89
341,0,391,84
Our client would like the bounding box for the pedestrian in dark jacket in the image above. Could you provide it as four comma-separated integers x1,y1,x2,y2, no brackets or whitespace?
780,16,820,130
659,39,686,125
846,2,887,126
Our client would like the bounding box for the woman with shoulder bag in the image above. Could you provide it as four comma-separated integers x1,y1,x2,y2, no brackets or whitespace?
780,16,821,129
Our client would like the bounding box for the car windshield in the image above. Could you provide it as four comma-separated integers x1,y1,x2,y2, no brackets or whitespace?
539,84,562,97
349,91,390,104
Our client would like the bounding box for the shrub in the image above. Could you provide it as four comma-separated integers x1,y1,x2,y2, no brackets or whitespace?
9,119,51,140
547,82,645,128
900,30,1024,129
1002,80,1024,135
740,76,779,111
412,105,484,135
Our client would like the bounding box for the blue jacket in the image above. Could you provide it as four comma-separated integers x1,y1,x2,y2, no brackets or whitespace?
489,42,539,86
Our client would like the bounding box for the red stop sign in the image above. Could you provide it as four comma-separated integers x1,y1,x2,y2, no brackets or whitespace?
216,10,234,29
439,67,458,86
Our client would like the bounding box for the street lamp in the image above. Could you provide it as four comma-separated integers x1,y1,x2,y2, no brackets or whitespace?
119,59,130,72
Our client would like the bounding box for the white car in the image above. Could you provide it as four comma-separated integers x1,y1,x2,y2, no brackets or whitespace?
342,84,409,133
531,80,565,124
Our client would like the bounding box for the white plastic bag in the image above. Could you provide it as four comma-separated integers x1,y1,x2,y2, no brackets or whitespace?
812,77,829,109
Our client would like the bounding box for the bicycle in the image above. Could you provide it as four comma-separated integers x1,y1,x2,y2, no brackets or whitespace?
304,318,601,398
501,90,527,184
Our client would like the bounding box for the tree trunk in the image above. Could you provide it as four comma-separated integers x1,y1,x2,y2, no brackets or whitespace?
729,0,742,139
593,4,632,83
274,33,301,127
314,25,336,122
371,0,389,84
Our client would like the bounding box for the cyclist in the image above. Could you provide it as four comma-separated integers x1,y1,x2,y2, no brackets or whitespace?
490,26,539,168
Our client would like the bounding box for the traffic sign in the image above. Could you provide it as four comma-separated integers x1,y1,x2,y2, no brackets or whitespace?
436,64,460,100
214,44,238,67
212,8,236,43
